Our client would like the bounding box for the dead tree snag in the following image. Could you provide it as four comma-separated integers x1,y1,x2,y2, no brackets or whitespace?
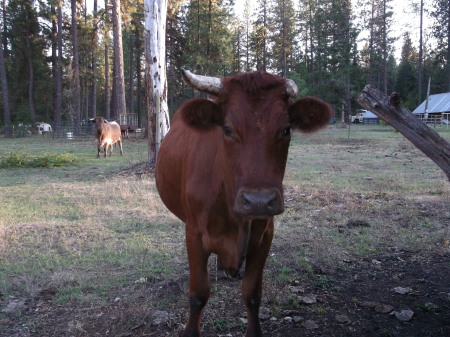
358,85,450,181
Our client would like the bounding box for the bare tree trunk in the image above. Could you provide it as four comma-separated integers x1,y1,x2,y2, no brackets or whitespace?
91,0,98,118
417,0,423,105
105,44,110,119
136,39,142,127
128,24,135,116
0,27,11,137
447,0,450,92
54,0,63,131
104,0,110,119
358,85,450,181
144,0,170,163
51,5,57,122
111,0,127,121
262,2,267,72
2,0,6,53
71,0,81,134
382,0,387,94
24,3,36,123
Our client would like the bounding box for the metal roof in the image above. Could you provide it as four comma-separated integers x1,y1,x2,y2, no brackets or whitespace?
362,110,378,118
412,92,450,114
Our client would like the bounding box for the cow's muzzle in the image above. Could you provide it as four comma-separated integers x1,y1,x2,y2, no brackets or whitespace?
234,188,284,217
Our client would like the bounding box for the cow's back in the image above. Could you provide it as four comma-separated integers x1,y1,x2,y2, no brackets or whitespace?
156,114,224,223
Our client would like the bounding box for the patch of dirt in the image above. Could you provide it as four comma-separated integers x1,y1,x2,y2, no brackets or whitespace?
115,162,155,178
1,252,449,337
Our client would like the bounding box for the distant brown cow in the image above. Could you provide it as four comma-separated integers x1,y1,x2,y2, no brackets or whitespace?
89,117,123,158
155,70,332,337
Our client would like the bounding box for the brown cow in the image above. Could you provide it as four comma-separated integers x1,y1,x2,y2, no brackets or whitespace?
89,117,123,158
155,70,332,337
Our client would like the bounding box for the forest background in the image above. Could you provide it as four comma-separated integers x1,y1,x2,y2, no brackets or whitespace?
0,0,449,132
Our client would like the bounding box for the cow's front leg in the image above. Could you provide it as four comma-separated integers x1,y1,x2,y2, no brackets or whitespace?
183,226,210,337
241,219,274,337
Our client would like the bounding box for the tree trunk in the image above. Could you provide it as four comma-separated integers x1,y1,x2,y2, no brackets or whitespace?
128,24,135,116
91,0,98,118
382,0,387,94
111,0,127,121
144,0,170,163
136,38,142,127
24,4,36,123
417,0,423,105
0,27,11,137
51,5,57,122
2,0,7,53
262,2,267,72
105,44,110,119
54,0,63,132
71,0,81,134
358,85,450,181
447,0,450,92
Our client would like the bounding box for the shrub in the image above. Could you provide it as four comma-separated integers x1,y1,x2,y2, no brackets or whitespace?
0,152,79,168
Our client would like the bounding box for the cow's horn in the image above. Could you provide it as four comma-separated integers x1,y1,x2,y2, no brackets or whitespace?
181,69,222,96
285,79,298,97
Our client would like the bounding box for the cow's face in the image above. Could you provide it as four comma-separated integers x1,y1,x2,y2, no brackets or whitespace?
89,117,107,131
180,72,332,219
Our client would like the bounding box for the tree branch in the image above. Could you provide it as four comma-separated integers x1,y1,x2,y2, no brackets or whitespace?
358,85,450,182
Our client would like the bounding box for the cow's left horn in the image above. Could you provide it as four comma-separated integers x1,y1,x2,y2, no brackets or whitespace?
181,69,222,96
285,79,298,97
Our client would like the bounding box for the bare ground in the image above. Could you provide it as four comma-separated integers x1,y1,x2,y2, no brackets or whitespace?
1,250,449,337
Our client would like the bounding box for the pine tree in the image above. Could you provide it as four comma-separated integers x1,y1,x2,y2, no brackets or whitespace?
269,0,297,77
396,32,418,110
359,0,395,93
7,0,50,123
251,0,270,71
182,0,234,77
430,0,450,92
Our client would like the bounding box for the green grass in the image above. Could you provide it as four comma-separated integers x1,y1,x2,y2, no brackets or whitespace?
0,151,79,168
0,125,449,307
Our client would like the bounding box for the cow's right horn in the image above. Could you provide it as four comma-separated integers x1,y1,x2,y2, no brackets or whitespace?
181,69,222,96
285,79,298,97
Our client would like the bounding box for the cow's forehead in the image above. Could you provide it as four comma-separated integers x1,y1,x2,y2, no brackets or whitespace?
221,87,289,129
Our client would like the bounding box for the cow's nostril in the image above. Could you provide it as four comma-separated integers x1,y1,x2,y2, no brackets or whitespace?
242,192,276,209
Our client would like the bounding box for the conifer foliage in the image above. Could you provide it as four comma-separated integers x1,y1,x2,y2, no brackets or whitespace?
0,0,449,134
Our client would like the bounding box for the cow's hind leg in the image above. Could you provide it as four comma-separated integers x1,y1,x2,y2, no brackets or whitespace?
183,226,210,337
241,220,274,337
118,139,123,155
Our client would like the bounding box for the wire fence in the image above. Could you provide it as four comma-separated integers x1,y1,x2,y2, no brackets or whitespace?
1,119,147,139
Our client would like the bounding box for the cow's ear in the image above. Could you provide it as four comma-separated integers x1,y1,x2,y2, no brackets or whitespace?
289,96,332,133
180,98,224,129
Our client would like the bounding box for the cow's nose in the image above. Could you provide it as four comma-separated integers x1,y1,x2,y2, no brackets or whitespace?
235,189,284,217
243,192,276,211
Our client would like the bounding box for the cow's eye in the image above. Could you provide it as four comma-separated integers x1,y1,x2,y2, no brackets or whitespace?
223,125,233,138
283,126,291,137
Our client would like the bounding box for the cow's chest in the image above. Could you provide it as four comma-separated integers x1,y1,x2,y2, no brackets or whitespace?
200,215,271,277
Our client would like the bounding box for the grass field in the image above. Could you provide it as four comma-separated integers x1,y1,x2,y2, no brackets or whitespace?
1,125,449,336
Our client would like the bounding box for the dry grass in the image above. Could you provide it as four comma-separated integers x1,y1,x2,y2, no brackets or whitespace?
0,126,449,336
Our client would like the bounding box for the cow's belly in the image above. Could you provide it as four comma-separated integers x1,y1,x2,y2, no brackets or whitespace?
100,137,113,145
